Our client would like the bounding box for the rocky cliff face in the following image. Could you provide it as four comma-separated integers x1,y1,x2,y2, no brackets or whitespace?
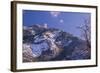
23,24,90,62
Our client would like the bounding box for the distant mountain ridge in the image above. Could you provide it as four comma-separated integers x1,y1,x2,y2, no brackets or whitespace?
23,24,90,62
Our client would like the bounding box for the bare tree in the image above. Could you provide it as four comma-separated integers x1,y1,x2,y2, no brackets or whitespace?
77,19,91,49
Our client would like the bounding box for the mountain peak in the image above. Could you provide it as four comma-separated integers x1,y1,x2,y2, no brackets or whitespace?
23,24,90,62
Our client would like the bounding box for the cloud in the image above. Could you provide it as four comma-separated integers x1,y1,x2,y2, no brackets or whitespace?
50,11,60,17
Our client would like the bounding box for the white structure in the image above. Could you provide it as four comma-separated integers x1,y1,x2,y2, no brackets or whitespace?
44,23,48,28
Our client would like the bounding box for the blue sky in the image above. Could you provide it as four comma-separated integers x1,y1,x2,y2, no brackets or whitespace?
23,10,91,39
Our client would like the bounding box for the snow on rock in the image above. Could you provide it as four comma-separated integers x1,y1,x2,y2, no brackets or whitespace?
23,44,34,62
43,31,63,57
31,41,49,57
23,24,90,61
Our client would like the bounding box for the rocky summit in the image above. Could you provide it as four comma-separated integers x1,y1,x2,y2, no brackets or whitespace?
23,24,91,62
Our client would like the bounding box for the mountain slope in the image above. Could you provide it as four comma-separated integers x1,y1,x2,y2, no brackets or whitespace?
23,24,90,62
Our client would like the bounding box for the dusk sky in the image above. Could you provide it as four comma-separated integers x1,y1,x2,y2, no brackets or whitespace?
23,10,91,39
